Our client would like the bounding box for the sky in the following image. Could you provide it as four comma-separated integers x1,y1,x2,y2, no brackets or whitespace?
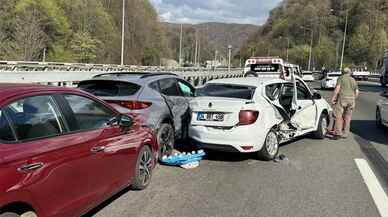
149,0,282,25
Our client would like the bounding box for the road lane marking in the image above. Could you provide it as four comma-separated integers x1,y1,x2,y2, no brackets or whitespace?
355,158,388,217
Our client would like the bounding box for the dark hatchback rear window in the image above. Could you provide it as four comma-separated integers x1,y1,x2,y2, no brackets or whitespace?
78,80,141,97
197,84,256,100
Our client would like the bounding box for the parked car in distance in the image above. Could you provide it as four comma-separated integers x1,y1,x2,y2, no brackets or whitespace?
380,51,388,87
78,72,195,158
0,84,157,217
376,90,388,128
321,72,342,89
302,71,315,82
189,77,331,160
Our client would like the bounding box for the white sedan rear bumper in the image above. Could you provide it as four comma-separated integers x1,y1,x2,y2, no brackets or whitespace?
189,124,267,153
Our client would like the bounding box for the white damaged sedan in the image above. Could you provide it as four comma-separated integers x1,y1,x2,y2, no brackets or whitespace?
189,77,332,160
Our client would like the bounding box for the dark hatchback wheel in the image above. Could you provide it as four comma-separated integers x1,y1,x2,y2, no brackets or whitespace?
157,123,175,159
131,146,153,190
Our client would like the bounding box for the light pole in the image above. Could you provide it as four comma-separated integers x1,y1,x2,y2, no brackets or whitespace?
228,45,232,73
286,37,290,62
301,26,314,71
120,0,125,66
330,8,349,71
340,10,349,71
179,24,183,66
213,50,218,71
194,30,198,67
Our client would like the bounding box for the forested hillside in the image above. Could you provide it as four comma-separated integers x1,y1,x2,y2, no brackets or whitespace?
0,0,170,65
164,22,259,65
239,0,388,70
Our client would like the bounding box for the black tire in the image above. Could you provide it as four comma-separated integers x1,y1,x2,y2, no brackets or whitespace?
131,145,153,190
376,108,384,129
257,128,279,161
0,213,20,217
156,123,175,160
312,113,328,139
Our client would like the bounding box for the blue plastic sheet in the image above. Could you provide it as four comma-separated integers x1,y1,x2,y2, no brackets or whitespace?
160,150,206,166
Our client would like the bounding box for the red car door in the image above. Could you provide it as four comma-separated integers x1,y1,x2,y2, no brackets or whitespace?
60,94,137,204
1,95,101,217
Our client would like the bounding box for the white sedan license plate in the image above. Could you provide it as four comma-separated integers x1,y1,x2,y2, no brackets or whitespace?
197,112,224,121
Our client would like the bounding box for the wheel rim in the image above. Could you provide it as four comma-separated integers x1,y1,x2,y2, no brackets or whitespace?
159,126,173,156
139,149,152,186
321,117,328,135
266,131,278,156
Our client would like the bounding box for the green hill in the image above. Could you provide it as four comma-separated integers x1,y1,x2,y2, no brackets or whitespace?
239,0,388,70
0,0,170,65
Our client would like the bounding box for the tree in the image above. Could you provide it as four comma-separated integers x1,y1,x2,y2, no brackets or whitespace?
348,23,370,64
369,28,388,69
70,31,100,63
314,36,336,69
8,6,47,61
289,45,310,68
239,0,388,70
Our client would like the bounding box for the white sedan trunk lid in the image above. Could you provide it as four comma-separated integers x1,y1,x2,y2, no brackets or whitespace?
190,97,256,127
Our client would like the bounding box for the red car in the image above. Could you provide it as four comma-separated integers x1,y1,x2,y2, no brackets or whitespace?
0,84,157,217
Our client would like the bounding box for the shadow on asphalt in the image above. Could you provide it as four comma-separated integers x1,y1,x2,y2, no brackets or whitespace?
83,187,130,217
203,150,255,162
351,120,388,145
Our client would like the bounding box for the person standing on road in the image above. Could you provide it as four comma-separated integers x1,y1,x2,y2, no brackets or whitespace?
331,67,359,140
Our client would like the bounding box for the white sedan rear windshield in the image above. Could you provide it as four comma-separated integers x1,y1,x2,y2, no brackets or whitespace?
197,84,256,100
79,80,140,97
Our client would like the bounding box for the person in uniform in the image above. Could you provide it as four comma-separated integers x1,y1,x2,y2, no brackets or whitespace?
331,67,359,139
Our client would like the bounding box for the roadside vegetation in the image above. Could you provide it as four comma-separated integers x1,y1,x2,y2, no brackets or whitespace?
0,0,170,65
239,0,388,70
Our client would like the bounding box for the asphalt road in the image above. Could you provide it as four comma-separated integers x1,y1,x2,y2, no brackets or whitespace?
85,81,388,217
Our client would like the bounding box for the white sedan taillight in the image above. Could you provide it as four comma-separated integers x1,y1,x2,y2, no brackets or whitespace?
238,110,259,126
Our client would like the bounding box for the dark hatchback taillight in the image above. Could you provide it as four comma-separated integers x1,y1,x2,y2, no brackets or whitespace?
238,110,259,125
107,100,152,110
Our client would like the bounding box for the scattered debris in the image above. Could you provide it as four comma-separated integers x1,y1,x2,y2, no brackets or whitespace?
160,150,206,169
273,154,288,163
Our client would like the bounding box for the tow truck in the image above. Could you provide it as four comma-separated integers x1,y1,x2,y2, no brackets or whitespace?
244,57,289,79
352,66,370,81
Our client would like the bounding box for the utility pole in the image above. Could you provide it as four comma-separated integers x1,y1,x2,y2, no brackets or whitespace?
194,30,198,67
214,50,218,71
340,10,348,71
300,26,314,71
308,30,314,71
179,24,183,66
198,36,201,67
120,0,125,66
286,38,290,62
228,45,232,73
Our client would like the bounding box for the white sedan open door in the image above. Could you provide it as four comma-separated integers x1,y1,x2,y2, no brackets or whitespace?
290,77,318,130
